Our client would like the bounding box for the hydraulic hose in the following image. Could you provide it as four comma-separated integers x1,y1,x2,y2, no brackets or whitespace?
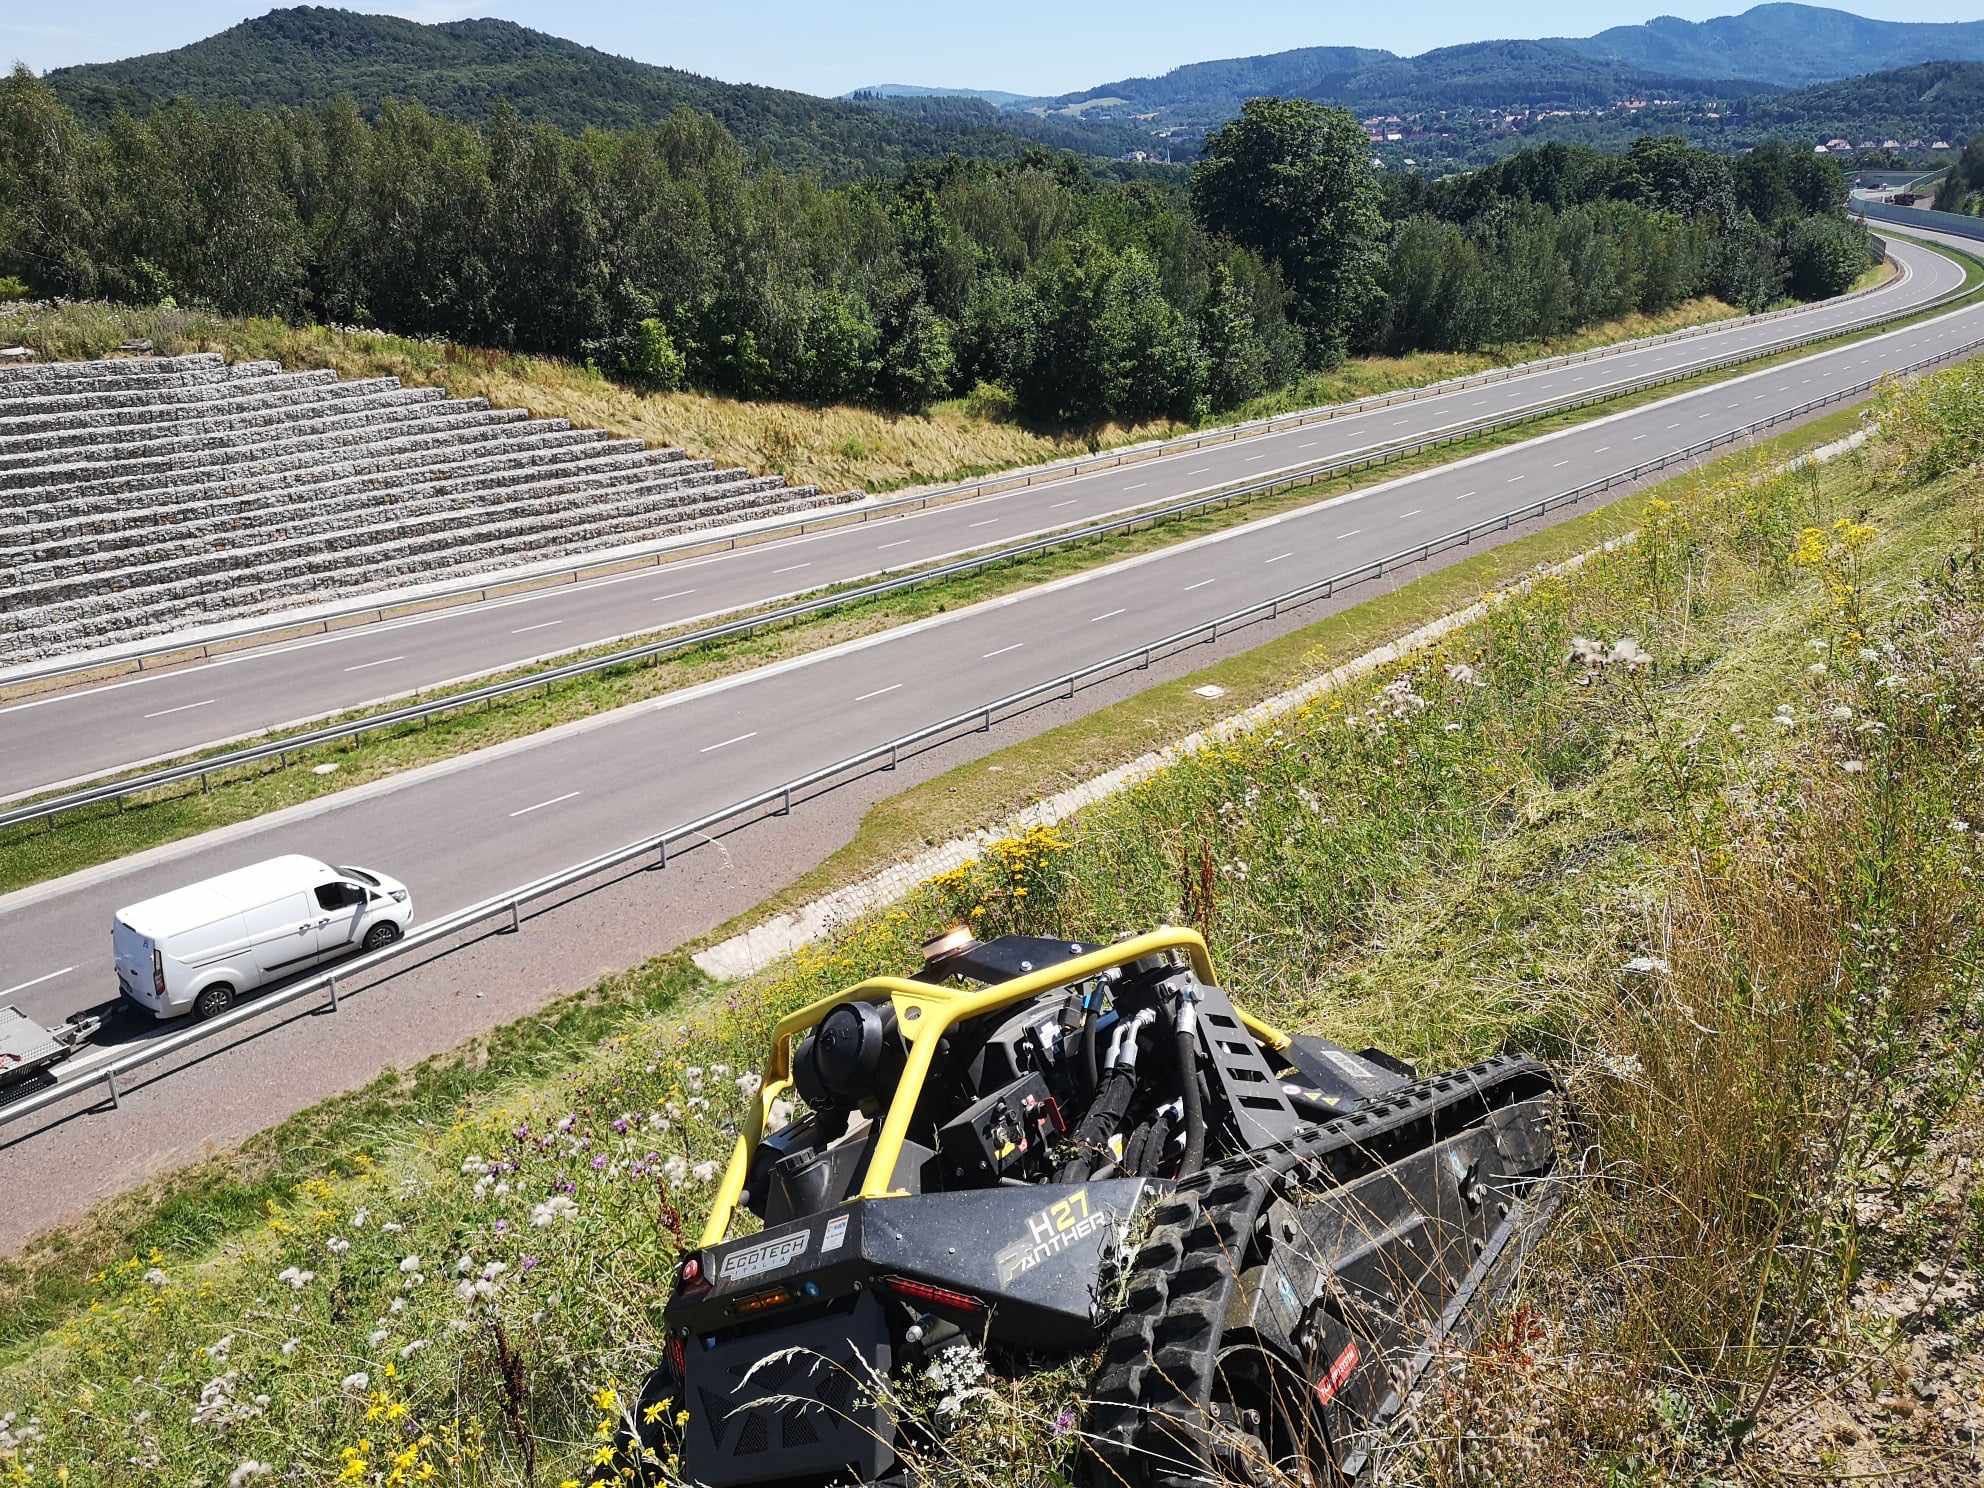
1175,988,1205,1178
1080,992,1101,1100
1057,1009,1154,1183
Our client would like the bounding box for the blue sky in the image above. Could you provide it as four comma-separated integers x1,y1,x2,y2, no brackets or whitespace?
6,2,1983,98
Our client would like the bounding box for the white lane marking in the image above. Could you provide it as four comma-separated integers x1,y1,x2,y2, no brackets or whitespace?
1666,422,1681,430
1335,529,1363,540
1506,474,1526,483
1551,459,1569,468
1090,607,1127,623
0,966,74,998
1188,467,1212,474
1397,509,1421,518
1753,392,1767,400
511,620,563,635
772,562,812,574
1699,410,1715,418
1244,454,1267,461
342,655,406,673
142,698,215,719
1122,482,1147,491
876,540,913,550
1183,577,1217,591
1297,443,1318,449
968,519,1000,529
649,589,699,603
1455,490,1477,500
1049,499,1080,509
1264,551,1294,564
1633,433,1649,441
1392,419,1409,426
854,683,902,702
699,732,758,754
509,789,581,817
1592,446,1610,454
982,642,1025,659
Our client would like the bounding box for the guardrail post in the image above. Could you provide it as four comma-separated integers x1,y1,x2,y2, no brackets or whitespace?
509,900,521,934
105,1070,120,1108
980,707,991,733
327,976,339,1012
887,743,898,772
656,838,668,867
778,784,792,817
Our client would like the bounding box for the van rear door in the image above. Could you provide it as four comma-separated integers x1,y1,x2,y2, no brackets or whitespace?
112,916,158,1012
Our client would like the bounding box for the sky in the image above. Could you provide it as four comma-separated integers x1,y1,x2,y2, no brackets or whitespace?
6,1,1984,98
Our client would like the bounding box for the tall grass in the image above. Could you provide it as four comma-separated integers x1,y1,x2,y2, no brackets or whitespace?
1,373,1978,1487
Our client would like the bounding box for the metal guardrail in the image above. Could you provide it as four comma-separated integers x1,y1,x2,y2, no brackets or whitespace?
9,320,1983,1136
4,240,1958,833
0,237,1919,690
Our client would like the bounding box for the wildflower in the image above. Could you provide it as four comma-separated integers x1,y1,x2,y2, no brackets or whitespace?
280,1338,299,1357
1808,662,1828,675
1620,956,1671,976
1875,674,1905,690
736,1072,763,1100
1608,636,1651,669
691,1161,720,1185
381,1221,404,1235
1953,820,1972,835
368,1328,390,1349
327,1237,351,1255
227,1462,272,1488
767,1098,795,1132
1773,705,1797,729
519,1254,541,1275
531,1194,580,1227
399,1255,422,1274
662,1155,688,1186
710,1064,731,1078
1444,662,1484,687
1830,705,1854,720
206,1335,234,1362
277,1266,315,1290
1568,636,1608,669
341,1372,370,1393
351,1207,369,1228
1443,722,1463,733
1728,723,1745,737
1840,759,1866,774
399,1339,430,1360
458,1155,486,1176
557,1114,577,1134
143,1267,169,1287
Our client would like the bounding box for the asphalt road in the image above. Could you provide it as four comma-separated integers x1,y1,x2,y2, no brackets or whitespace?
0,233,1963,801
1,224,1980,1250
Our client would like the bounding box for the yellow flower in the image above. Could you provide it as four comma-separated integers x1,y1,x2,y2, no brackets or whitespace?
643,1400,668,1424
593,1386,619,1411
593,1443,617,1467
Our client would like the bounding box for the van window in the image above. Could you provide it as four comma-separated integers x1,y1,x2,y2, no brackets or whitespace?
314,882,365,911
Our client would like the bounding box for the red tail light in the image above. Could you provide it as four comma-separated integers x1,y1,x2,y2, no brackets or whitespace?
152,949,166,997
667,1335,687,1378
882,1275,984,1313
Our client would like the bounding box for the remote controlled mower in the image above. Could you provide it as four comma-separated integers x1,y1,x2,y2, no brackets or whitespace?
607,927,1562,1487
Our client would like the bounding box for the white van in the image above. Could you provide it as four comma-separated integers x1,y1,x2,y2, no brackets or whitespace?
113,855,413,1021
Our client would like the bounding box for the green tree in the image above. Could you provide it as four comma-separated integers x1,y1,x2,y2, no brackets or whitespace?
1189,97,1384,365
1784,215,1869,300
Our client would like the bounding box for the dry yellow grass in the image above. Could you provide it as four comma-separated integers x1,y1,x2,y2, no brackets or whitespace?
11,293,1769,495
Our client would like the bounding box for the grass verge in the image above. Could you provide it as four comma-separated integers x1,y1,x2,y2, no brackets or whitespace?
1,360,1980,1488
8,298,1758,495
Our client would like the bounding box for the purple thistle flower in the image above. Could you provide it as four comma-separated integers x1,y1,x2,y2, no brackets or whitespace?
519,1255,541,1275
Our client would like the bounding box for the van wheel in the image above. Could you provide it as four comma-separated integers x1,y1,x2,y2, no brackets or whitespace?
362,922,402,953
193,983,235,1020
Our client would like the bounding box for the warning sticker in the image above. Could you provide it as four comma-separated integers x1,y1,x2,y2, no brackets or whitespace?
821,1214,850,1253
1313,1341,1361,1407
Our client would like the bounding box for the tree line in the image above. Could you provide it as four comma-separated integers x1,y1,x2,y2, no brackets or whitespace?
0,72,1868,424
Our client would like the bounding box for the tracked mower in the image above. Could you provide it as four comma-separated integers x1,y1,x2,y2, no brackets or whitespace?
608,927,1562,1487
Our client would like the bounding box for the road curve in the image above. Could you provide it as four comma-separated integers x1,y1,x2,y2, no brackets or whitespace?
0,224,1979,1251
0,234,1963,799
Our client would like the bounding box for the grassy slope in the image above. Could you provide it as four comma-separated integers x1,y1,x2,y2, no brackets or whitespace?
2,361,1979,1486
8,297,1756,495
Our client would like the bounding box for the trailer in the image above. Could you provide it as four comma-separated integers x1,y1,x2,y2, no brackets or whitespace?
0,1004,103,1103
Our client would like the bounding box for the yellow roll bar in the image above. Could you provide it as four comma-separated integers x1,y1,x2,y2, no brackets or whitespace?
698,926,1287,1246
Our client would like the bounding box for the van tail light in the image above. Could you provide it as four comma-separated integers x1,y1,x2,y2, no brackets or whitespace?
152,949,166,997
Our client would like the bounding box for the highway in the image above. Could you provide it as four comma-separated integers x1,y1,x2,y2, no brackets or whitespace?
0,231,1965,801
1,223,1981,1249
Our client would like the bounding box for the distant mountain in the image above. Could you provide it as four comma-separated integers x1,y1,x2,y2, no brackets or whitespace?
40,6,1142,179
1730,59,1984,140
1024,5,1984,137
848,84,1029,107
1563,4,1984,87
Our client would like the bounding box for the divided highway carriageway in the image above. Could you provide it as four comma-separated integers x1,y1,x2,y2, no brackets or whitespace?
2,226,1983,1243
0,231,1967,801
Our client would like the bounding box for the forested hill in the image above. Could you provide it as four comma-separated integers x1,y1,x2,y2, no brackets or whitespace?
1565,4,1984,86
40,6,1143,179
1730,60,1984,143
